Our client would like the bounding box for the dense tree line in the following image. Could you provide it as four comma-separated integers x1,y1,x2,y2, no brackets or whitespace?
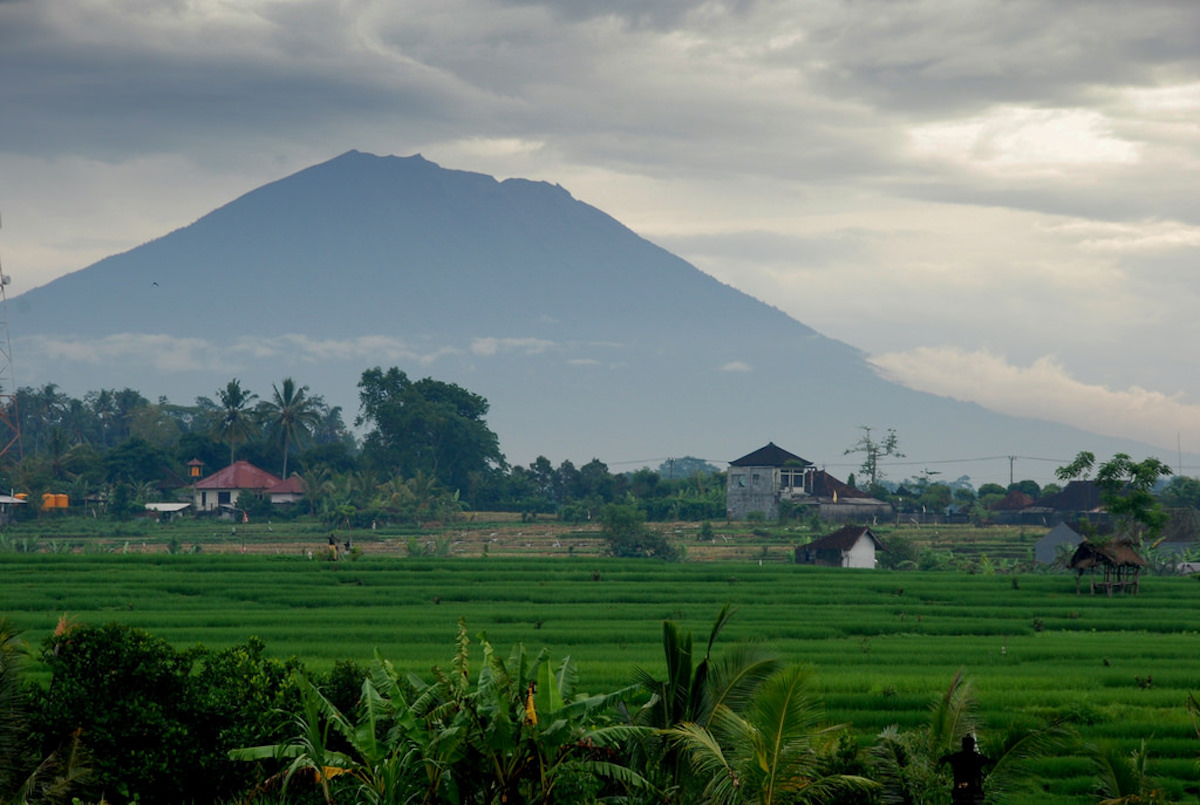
0,369,725,529
5,376,1197,533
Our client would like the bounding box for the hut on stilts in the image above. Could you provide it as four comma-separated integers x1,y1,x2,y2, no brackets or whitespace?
1067,539,1146,596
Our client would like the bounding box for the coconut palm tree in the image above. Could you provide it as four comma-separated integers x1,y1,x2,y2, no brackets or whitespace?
669,664,876,805
1088,740,1168,805
260,378,321,479
211,379,258,465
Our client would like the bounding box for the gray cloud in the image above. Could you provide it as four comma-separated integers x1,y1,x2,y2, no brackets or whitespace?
3,0,1199,453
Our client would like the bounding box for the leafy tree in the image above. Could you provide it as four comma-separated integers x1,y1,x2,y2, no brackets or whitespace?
128,404,182,448
103,436,171,485
32,622,201,803
578,458,615,502
628,467,662,500
259,377,321,478
357,367,504,492
844,426,904,490
174,431,226,476
918,483,953,514
1056,452,1173,542
32,622,297,805
658,456,722,480
952,487,977,507
1159,475,1200,509
211,379,259,465
600,503,678,560
1007,479,1041,498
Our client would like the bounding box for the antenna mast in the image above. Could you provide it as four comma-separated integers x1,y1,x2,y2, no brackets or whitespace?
0,213,23,463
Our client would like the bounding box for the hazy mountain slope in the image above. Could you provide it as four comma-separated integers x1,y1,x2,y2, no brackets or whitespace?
11,151,1184,481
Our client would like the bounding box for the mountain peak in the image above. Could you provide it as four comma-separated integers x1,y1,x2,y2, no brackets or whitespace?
10,152,1171,477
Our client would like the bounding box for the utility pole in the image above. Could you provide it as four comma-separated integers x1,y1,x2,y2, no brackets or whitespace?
1009,456,1016,487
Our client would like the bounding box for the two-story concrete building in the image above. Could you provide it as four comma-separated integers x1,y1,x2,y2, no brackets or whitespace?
725,442,816,520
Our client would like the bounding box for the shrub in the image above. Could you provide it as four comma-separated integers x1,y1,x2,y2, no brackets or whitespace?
599,504,678,560
30,623,300,804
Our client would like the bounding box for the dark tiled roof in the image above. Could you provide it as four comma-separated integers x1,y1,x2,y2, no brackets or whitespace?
195,461,283,491
730,442,812,468
807,525,884,552
811,470,875,500
1038,481,1103,511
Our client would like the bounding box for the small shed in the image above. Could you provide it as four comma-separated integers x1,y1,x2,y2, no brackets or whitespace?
1068,539,1146,596
1035,523,1082,565
143,502,192,522
0,493,27,525
797,525,884,569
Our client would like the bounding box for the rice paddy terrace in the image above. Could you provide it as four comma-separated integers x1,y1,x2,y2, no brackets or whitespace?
2,549,1198,802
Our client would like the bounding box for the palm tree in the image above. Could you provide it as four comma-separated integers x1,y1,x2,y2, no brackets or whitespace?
260,378,321,478
669,664,876,804
870,672,1075,804
211,379,258,465
1088,740,1168,805
631,605,780,800
301,466,333,517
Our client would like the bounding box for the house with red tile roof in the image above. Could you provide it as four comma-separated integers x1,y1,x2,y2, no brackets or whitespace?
193,461,283,512
268,474,307,505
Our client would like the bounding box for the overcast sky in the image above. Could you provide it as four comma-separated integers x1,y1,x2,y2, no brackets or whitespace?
2,0,1198,462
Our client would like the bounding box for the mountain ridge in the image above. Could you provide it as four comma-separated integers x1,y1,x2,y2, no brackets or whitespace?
9,150,1187,482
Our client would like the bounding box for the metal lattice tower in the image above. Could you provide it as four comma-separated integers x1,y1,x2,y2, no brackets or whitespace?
0,214,22,463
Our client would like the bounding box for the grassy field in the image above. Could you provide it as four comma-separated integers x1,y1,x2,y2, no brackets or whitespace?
2,549,1198,802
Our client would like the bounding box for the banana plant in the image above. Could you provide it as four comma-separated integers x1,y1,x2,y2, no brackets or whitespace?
433,620,651,803
234,620,650,804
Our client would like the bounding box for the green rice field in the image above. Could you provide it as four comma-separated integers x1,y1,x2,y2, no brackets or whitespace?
2,553,1198,802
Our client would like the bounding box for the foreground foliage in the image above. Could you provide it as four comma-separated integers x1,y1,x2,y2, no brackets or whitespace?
235,619,649,804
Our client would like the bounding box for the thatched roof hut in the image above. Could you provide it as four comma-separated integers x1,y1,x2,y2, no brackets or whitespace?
1067,539,1146,595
